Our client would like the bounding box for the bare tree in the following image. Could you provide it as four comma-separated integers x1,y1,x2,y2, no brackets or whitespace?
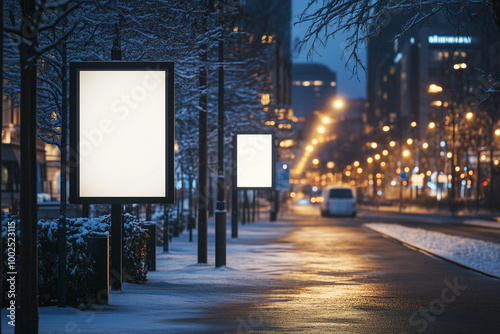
296,0,500,75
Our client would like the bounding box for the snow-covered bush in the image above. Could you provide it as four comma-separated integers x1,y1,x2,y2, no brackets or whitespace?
2,212,149,307
96,214,149,283
37,218,96,306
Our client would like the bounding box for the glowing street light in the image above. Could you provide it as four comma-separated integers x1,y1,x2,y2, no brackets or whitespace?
403,150,410,157
312,158,320,165
382,125,390,132
333,98,345,110
317,125,326,134
429,122,436,129
327,161,335,169
466,112,473,120
306,145,314,152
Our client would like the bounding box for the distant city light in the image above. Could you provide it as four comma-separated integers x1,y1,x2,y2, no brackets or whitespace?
428,84,443,93
371,142,378,149
411,122,417,127
403,150,410,157
306,145,314,152
312,158,319,165
333,98,345,109
383,125,390,132
429,122,436,129
327,161,335,169
466,112,473,119
428,35,472,44
390,141,396,147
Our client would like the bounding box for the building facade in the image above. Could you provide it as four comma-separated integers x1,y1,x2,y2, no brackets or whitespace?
291,63,337,118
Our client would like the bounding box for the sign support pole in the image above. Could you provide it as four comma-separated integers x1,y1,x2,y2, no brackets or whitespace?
110,26,123,291
231,137,238,238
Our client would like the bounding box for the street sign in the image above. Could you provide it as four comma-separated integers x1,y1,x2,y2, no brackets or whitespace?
69,62,175,204
235,133,274,189
400,171,407,180
276,162,290,191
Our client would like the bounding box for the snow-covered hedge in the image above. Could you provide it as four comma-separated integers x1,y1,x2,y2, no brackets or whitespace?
2,212,149,307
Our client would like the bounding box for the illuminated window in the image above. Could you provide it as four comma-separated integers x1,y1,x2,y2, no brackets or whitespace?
330,81,336,87
302,81,311,87
313,80,323,86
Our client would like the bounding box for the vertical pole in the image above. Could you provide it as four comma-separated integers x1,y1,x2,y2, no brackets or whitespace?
198,43,208,261
57,40,68,308
110,23,123,291
450,109,456,216
0,0,4,328
231,136,238,238
17,0,39,331
110,204,123,291
215,0,226,267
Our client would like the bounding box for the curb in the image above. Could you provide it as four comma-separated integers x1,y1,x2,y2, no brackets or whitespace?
463,220,500,230
364,225,500,280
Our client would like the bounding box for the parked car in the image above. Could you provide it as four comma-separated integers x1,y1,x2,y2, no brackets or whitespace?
320,186,357,217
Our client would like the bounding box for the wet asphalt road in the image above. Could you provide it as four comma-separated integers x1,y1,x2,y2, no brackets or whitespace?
201,206,500,333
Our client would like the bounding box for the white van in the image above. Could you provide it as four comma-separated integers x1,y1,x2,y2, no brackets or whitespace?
320,186,357,217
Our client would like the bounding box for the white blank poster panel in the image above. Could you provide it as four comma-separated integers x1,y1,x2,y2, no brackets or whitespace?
237,134,273,188
79,70,166,197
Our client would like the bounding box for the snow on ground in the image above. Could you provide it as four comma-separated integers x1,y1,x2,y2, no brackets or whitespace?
2,219,298,334
365,223,500,278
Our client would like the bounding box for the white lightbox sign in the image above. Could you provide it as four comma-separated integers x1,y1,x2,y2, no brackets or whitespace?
236,133,274,189
70,62,175,204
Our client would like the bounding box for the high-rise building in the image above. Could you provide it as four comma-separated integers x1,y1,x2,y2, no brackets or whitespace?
291,63,337,118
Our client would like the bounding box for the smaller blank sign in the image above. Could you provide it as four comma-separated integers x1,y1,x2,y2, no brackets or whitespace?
236,133,274,189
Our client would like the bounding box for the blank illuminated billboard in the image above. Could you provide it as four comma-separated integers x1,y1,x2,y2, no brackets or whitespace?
70,62,175,204
236,133,274,189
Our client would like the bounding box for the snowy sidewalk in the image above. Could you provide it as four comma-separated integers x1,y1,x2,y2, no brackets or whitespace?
2,219,298,334
365,223,500,279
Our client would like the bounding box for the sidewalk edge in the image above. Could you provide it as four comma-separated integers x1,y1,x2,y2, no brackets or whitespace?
364,225,500,280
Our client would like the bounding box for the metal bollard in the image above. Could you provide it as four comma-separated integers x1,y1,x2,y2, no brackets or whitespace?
88,234,109,305
141,223,157,271
163,217,169,252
